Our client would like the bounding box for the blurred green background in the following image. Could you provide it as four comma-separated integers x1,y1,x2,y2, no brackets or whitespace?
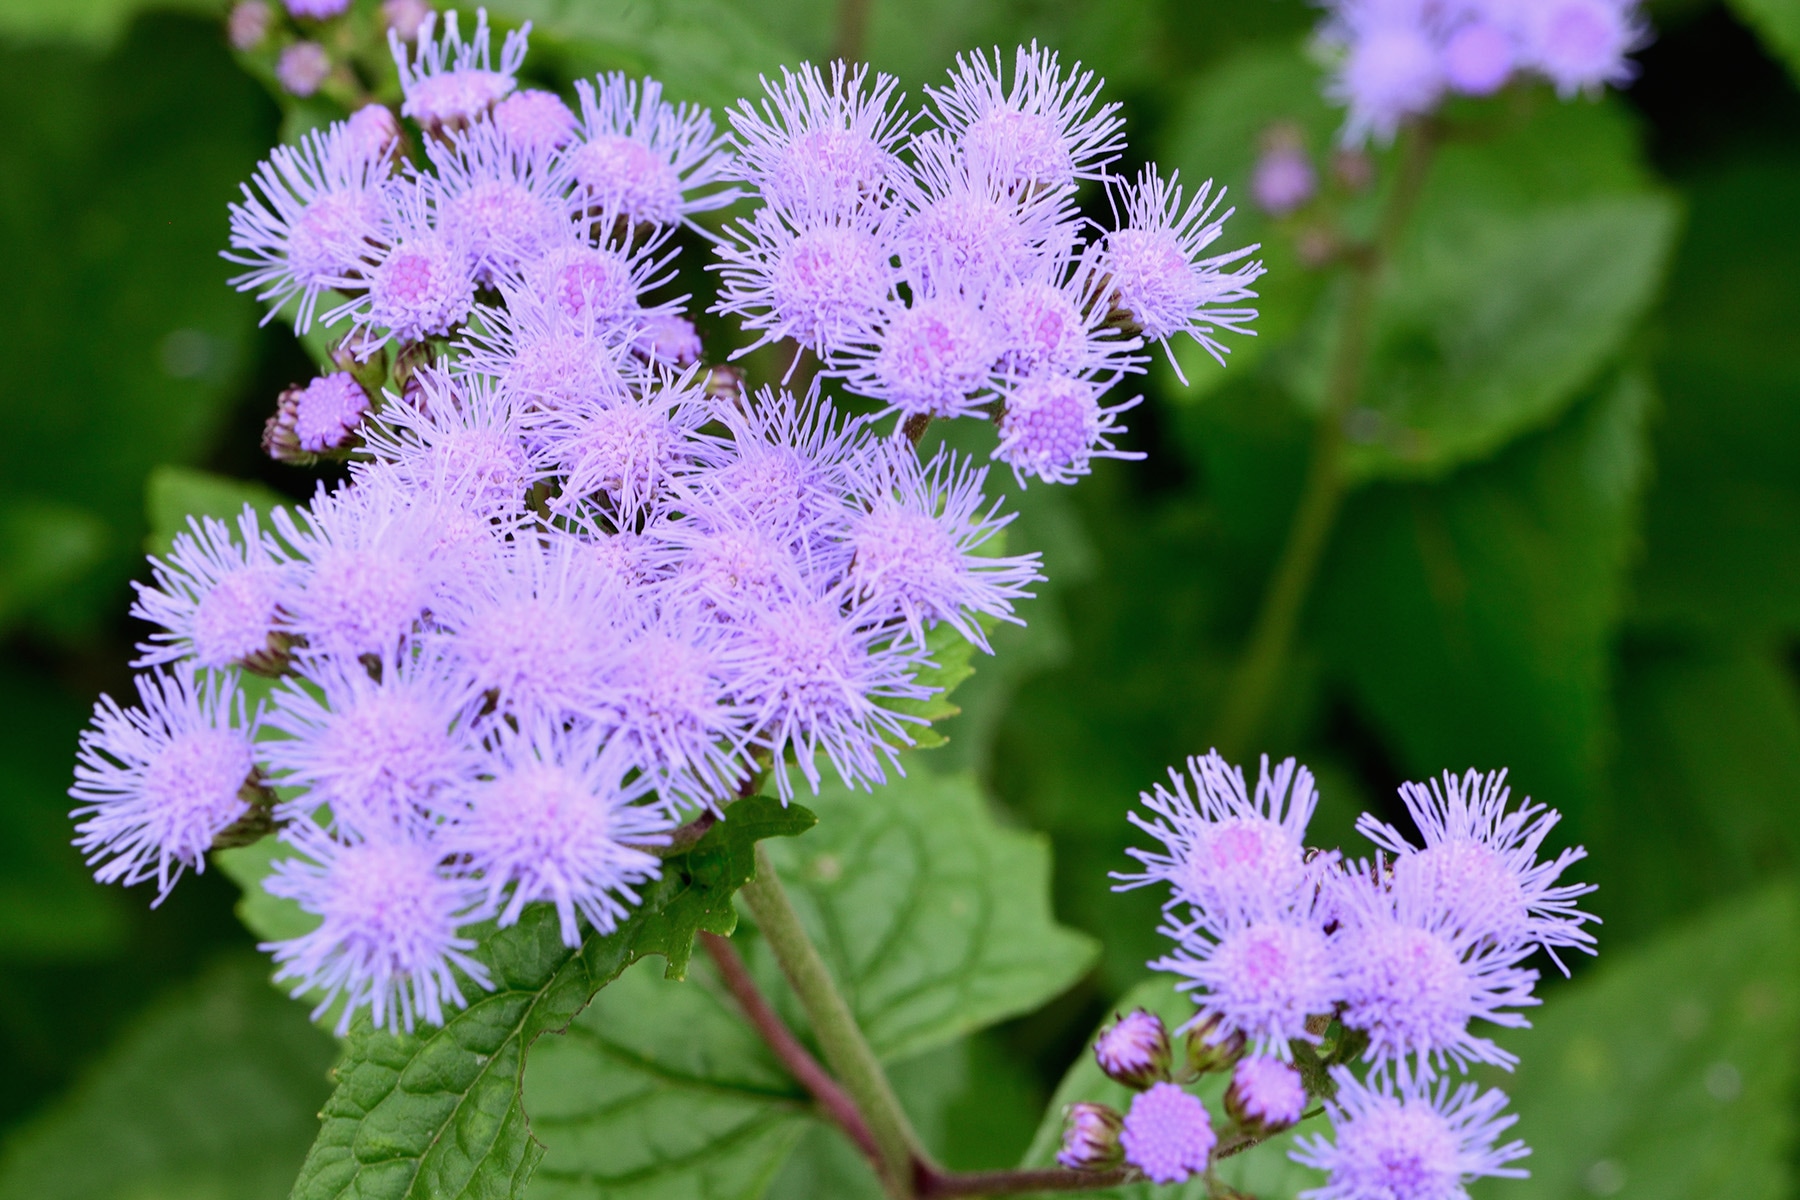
1,0,1798,1196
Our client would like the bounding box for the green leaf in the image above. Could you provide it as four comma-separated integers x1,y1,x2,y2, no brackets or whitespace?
884,619,981,751
0,955,338,1200
0,500,109,630
1470,883,1800,1200
1728,0,1800,87
145,465,289,556
1337,194,1677,481
756,767,1099,1061
0,0,215,46
288,797,813,1200
218,835,321,944
1312,369,1652,827
1019,977,1322,1200
514,766,1091,1200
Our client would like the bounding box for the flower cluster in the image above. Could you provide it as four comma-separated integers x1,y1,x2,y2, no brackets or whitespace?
1058,753,1593,1196
1318,0,1648,144
70,14,1259,1036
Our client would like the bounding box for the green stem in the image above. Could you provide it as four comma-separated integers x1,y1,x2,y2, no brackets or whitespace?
740,843,922,1197
1209,123,1437,760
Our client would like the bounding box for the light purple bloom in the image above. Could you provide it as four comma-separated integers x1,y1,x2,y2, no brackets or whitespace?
926,42,1125,188
284,0,349,20
895,132,1076,296
527,237,675,329
1356,768,1597,972
1252,138,1318,217
494,88,579,154
337,180,476,346
1330,859,1541,1073
343,104,403,161
264,819,492,1034
532,369,713,520
226,123,391,331
1104,165,1263,377
426,119,577,285
713,206,899,361
991,373,1142,486
852,293,998,420
634,312,703,365
263,651,483,835
1231,1056,1308,1128
569,73,738,226
228,0,270,50
292,372,371,453
381,0,430,41
1526,0,1642,95
685,384,872,535
441,721,669,945
1329,6,1445,145
70,665,259,904
358,367,536,520
131,505,292,670
1094,1009,1172,1089
1120,1082,1216,1185
840,441,1041,651
1443,21,1517,94
729,60,911,219
1291,1068,1530,1200
391,8,529,131
277,42,332,97
457,279,636,412
1116,752,1323,919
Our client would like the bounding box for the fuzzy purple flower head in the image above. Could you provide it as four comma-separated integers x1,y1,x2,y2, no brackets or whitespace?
1121,1082,1217,1185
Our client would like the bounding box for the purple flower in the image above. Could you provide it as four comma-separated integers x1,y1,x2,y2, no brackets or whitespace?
1153,891,1341,1058
729,60,911,219
429,531,624,723
263,651,483,835
989,264,1139,379
226,123,391,331
1120,1082,1216,1185
426,119,577,285
1115,752,1323,919
1252,136,1318,217
264,819,492,1034
228,0,270,50
1058,1102,1125,1170
713,206,899,361
1103,165,1263,377
685,384,872,535
895,132,1076,296
390,8,529,131
494,89,579,154
270,480,445,658
926,42,1126,188
343,104,403,162
440,721,670,945
1230,1056,1308,1128
1291,1067,1530,1200
725,588,936,800
1094,1009,1173,1089
70,665,259,903
991,373,1142,486
458,279,636,412
277,42,332,97
381,0,431,42
665,502,812,615
1443,21,1516,95
342,181,478,345
851,293,998,420
1330,859,1540,1072
1526,0,1641,95
284,0,349,20
605,606,753,809
1331,11,1445,145
569,74,738,226
131,505,292,670
292,372,371,453
840,441,1041,650
1357,768,1597,972
527,238,673,329
528,367,714,520
634,313,703,366
358,367,536,520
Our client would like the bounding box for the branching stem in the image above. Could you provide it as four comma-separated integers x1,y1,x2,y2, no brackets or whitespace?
739,843,923,1197
1209,122,1437,759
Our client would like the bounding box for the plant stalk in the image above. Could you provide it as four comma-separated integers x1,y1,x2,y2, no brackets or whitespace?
1209,122,1437,759
739,843,922,1197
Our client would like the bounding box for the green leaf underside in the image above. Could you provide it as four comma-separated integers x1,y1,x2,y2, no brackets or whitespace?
145,465,289,555
1021,978,1323,1200
288,797,813,1200
1470,883,1800,1200
516,765,1097,1199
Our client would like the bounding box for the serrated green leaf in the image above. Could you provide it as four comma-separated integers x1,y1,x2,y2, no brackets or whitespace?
0,956,338,1200
755,767,1098,1061
1312,369,1651,827
1470,883,1800,1200
884,620,982,749
1019,977,1323,1200
516,766,1087,1200
146,465,289,556
288,797,813,1200
1336,195,1677,481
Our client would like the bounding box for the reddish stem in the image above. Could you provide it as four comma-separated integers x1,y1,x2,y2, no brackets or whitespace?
700,932,884,1166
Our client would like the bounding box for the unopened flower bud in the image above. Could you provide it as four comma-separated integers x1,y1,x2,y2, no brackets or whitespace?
227,0,271,49
265,373,370,463
1225,1056,1307,1134
634,313,703,366
1057,1102,1124,1171
381,0,431,41
1184,1014,1246,1075
1251,126,1316,218
705,364,745,402
275,41,331,98
284,0,350,21
1094,1009,1172,1089
342,104,403,162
